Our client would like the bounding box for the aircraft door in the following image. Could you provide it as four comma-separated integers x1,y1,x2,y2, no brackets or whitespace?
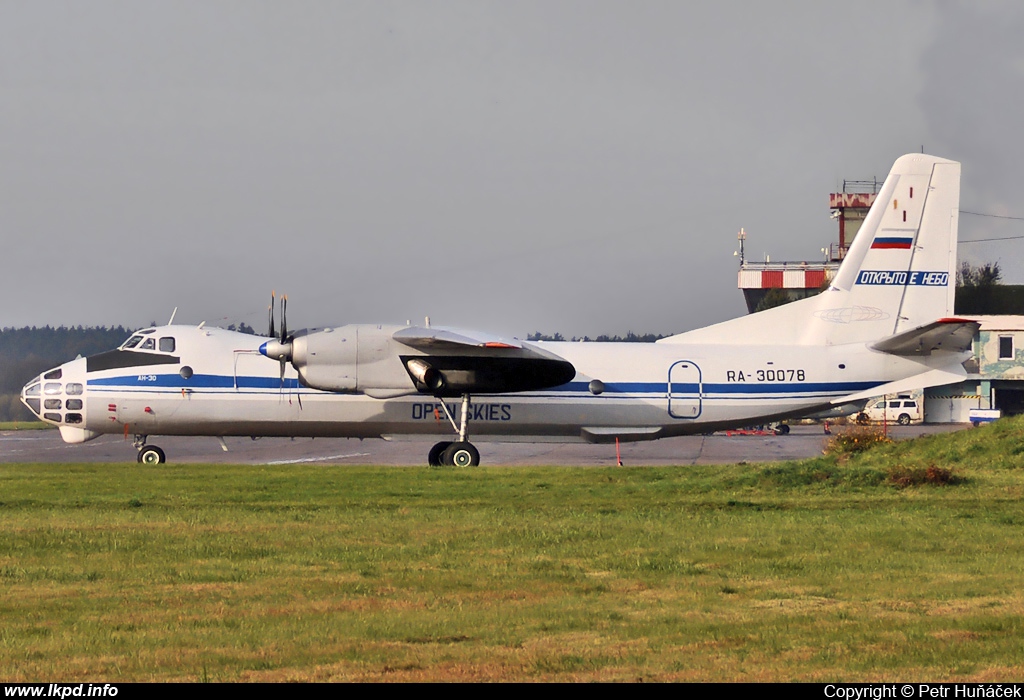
234,351,265,390
668,360,702,419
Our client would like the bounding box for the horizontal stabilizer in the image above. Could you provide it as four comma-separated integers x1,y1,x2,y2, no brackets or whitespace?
393,326,523,350
831,365,967,405
869,318,979,356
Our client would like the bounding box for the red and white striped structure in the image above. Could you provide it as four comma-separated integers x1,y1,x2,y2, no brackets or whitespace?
737,182,878,313
738,267,829,290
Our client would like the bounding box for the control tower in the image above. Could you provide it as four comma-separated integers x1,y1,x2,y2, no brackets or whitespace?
737,178,881,313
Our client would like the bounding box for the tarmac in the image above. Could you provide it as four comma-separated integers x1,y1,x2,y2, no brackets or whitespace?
0,423,968,467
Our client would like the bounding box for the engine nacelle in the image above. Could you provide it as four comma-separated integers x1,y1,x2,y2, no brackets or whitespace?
277,323,576,398
291,325,414,394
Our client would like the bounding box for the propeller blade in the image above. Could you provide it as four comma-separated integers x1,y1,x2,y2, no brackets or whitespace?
269,290,276,339
281,294,288,343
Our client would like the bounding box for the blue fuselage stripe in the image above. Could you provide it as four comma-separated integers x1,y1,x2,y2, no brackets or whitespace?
88,375,880,397
89,374,303,389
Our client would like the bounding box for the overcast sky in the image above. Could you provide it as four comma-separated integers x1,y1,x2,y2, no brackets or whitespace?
2,1,1022,337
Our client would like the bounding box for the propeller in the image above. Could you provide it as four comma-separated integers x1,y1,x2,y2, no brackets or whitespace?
261,291,293,386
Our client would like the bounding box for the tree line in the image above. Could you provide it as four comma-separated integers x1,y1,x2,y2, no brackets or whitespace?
0,326,133,421
527,331,669,342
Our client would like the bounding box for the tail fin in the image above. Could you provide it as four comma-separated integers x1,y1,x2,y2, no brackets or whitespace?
661,153,961,347
822,153,960,343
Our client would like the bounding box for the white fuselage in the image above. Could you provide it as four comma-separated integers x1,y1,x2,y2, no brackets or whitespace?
25,324,949,446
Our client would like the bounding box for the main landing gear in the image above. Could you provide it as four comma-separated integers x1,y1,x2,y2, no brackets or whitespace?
134,435,166,465
428,393,481,467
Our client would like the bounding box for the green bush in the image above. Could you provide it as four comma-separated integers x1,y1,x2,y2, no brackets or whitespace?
825,426,893,456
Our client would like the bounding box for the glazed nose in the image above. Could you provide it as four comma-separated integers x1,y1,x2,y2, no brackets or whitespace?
21,377,42,418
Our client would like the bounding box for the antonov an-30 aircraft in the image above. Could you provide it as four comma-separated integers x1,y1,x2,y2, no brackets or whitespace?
22,154,977,466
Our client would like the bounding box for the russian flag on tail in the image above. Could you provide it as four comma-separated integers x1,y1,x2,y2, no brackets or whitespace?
871,237,913,250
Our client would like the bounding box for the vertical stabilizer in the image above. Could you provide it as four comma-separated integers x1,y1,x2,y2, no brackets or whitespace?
820,153,960,343
660,154,961,347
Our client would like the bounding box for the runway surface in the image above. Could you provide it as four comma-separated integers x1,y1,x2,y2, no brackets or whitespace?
0,424,967,466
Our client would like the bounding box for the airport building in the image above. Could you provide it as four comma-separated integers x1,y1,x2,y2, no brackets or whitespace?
924,316,1024,423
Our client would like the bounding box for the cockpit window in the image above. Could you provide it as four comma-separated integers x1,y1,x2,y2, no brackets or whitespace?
140,338,156,350
25,383,40,397
159,337,175,352
66,383,83,395
44,383,62,395
122,335,143,349
44,368,62,380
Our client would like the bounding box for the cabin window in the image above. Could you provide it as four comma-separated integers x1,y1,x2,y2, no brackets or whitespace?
65,413,83,424
44,368,62,380
66,383,83,395
140,338,156,350
159,337,175,353
44,383,62,395
66,399,83,410
999,336,1014,360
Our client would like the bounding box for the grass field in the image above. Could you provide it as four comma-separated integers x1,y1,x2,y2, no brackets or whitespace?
0,421,52,431
2,419,1024,681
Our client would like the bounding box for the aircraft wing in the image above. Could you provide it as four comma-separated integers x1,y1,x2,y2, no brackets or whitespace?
392,326,523,350
869,318,979,356
391,326,573,396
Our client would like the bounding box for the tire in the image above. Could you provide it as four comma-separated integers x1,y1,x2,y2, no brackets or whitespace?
137,445,166,465
428,441,452,467
856,413,869,425
897,413,911,426
443,442,480,468
773,424,790,435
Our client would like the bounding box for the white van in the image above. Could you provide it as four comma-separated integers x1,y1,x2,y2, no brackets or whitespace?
857,398,921,425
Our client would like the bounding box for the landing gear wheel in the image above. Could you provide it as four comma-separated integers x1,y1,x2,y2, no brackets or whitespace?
773,424,790,435
443,442,479,468
428,441,453,467
431,394,483,466
897,413,911,426
137,445,166,465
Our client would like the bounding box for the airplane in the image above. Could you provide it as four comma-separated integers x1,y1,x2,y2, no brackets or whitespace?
20,154,978,467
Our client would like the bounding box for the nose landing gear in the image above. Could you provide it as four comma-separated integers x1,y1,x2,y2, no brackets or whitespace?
134,435,166,465
427,394,481,467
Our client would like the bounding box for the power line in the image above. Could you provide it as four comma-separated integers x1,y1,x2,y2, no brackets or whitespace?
957,209,1024,243
960,210,1024,221
961,235,1024,243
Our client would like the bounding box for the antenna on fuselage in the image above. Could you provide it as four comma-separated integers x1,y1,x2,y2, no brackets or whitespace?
168,307,178,325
